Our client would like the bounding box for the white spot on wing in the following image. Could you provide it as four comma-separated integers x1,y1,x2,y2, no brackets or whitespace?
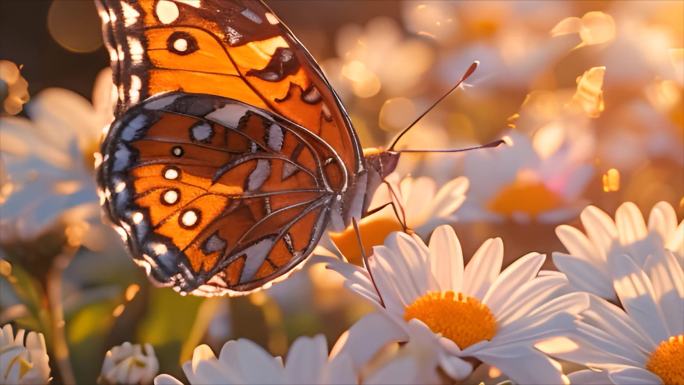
241,8,263,24
156,0,179,24
163,190,179,204
164,167,179,180
129,75,142,104
240,238,274,283
225,26,242,45
175,0,201,7
267,123,283,151
205,104,250,127
173,38,188,52
121,2,140,27
248,159,271,190
265,12,279,25
128,37,144,64
145,94,180,110
120,114,147,141
181,210,199,227
190,122,213,142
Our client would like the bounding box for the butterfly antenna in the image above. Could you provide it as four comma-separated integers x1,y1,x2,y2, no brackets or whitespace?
352,218,386,308
395,138,506,153
387,61,480,151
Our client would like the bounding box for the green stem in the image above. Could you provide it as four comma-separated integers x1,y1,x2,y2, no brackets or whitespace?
46,246,77,385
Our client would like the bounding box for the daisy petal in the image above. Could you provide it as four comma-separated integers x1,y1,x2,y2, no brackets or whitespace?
567,369,612,384
330,312,407,372
284,335,327,384
607,365,663,385
615,202,648,245
609,254,670,346
325,353,356,385
473,345,567,385
643,252,684,335
462,238,503,298
364,355,418,385
483,252,545,311
154,374,184,385
581,205,618,259
553,252,615,299
556,224,603,265
647,201,677,244
495,274,568,325
428,225,463,292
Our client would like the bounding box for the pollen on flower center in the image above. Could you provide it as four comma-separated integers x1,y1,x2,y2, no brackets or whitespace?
487,178,563,217
404,291,497,349
646,334,684,385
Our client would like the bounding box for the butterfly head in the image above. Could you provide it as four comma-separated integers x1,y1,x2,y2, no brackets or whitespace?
363,147,400,179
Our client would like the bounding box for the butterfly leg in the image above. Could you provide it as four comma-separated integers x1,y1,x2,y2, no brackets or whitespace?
352,217,386,308
363,180,411,233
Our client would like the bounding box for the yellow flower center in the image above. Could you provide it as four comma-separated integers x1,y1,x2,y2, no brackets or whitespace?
488,174,563,217
404,291,497,349
646,335,684,385
329,215,403,266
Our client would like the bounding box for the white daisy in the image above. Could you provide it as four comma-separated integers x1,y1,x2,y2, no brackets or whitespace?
100,342,158,385
0,324,50,385
553,201,684,300
324,173,468,266
0,68,114,245
539,252,683,385
460,130,593,224
154,331,417,385
328,225,588,383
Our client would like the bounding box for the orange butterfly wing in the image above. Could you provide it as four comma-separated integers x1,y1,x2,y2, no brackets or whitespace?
99,93,347,294
96,0,368,295
96,0,362,174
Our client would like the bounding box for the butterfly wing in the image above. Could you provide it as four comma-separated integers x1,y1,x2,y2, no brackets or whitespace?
98,92,349,295
95,0,363,178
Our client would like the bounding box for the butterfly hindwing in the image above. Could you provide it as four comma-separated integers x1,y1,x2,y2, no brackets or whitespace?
98,92,346,295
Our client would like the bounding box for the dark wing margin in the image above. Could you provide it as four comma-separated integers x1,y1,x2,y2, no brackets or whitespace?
97,92,346,296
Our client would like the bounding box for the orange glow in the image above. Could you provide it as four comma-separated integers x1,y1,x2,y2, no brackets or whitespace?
329,215,403,265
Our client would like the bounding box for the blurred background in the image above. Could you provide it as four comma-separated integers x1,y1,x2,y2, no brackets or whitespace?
1,1,682,384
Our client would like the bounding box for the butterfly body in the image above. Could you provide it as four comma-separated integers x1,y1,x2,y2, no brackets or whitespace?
96,0,399,295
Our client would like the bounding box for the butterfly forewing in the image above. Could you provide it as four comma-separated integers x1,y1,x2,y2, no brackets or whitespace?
98,93,346,295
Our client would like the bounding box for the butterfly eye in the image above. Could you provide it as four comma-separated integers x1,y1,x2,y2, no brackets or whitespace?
167,31,198,55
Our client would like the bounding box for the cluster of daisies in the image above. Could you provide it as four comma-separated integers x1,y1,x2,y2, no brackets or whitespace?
2,198,682,385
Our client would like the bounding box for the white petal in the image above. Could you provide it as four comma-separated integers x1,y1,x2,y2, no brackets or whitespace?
233,339,285,383
553,252,615,300
330,312,407,372
462,238,503,299
428,225,464,292
609,254,670,345
581,205,618,258
284,335,327,384
648,201,677,244
615,202,648,245
324,353,356,385
437,354,472,381
607,365,663,385
154,374,184,385
369,247,415,312
365,355,418,385
556,224,604,265
483,252,545,311
473,345,567,385
495,274,568,325
643,251,684,335
567,369,612,384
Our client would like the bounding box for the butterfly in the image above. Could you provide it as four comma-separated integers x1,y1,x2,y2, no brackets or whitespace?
95,0,487,296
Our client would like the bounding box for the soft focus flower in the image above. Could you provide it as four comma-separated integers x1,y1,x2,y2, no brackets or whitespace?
0,68,114,245
326,173,468,265
155,332,415,385
0,324,50,385
323,17,433,99
553,201,684,301
460,131,593,223
551,11,616,47
99,342,158,385
540,252,683,385
328,225,588,383
0,60,29,115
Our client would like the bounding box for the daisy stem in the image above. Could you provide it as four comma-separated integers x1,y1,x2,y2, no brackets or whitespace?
46,245,78,385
